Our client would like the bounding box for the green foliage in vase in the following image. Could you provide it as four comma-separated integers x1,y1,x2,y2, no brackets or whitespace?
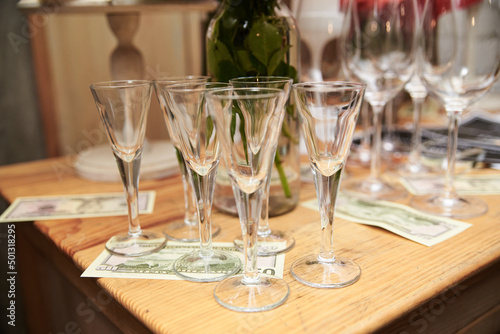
207,0,299,198
207,0,298,84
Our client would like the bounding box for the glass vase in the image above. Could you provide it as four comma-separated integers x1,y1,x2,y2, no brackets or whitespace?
206,0,301,216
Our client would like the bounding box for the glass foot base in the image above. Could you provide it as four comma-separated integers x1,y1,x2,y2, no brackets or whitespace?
233,230,295,256
347,145,371,168
342,177,408,201
397,161,434,177
164,221,220,242
290,254,361,288
214,274,289,312
173,249,241,282
105,230,167,257
410,194,488,219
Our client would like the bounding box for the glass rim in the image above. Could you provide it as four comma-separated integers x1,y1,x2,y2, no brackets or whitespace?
293,81,366,91
163,82,231,93
206,87,285,100
229,76,293,84
90,80,152,90
154,75,211,84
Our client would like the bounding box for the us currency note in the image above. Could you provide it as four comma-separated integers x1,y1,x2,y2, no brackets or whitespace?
398,174,500,196
0,191,156,222
301,194,471,246
81,241,285,280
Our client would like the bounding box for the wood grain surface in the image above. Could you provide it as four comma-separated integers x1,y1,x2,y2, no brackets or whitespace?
1,157,499,333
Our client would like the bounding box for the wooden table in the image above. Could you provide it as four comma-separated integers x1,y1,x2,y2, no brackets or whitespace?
1,157,499,333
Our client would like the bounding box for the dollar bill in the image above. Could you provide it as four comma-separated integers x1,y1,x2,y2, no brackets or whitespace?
398,174,500,195
81,241,285,280
301,194,471,246
0,191,156,222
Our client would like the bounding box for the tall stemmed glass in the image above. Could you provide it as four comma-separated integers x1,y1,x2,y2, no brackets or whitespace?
292,82,365,288
399,0,432,176
410,0,500,218
208,87,290,312
229,76,295,256
341,0,418,200
165,82,241,282
90,80,167,256
400,76,431,174
154,76,221,241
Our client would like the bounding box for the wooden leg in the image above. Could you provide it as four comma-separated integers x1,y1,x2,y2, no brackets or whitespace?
107,12,144,80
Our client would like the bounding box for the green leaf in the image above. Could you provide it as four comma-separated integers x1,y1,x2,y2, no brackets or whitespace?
235,49,255,74
216,59,241,83
247,19,282,67
207,39,232,79
268,45,289,76
273,61,298,83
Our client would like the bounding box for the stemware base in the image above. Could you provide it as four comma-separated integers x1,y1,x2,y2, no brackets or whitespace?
214,274,290,312
397,161,434,178
342,177,408,201
410,194,488,219
105,230,167,257
347,144,371,168
164,221,221,242
290,254,361,288
233,230,295,256
173,249,241,282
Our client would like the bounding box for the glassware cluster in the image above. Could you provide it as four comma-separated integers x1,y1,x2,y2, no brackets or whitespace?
88,0,500,314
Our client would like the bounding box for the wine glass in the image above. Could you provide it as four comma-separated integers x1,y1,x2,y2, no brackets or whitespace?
399,75,433,175
399,0,432,176
341,0,418,200
90,80,167,256
165,82,241,282
154,76,221,241
292,81,365,288
293,0,346,82
229,76,295,256
207,87,290,312
410,0,500,218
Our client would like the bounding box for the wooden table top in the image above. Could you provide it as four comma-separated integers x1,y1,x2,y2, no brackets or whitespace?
1,157,499,333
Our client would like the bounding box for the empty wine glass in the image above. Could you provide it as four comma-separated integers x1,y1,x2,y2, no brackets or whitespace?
165,82,241,282
399,75,432,175
399,0,432,176
154,76,221,241
341,0,418,200
292,81,365,288
90,80,167,256
410,0,500,218
229,76,295,256
208,87,290,312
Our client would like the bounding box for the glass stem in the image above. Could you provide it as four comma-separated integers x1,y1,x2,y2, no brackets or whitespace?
370,104,385,181
408,97,424,167
361,102,371,150
233,186,262,284
176,148,198,225
444,111,461,199
258,177,272,237
312,165,343,262
188,165,218,258
385,100,394,142
116,154,142,236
